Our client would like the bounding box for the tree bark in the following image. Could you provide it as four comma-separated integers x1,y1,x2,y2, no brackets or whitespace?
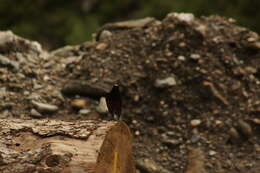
0,119,135,173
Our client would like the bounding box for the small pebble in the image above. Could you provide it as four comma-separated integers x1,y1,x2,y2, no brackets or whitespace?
132,120,138,124
190,54,201,59
79,109,91,115
177,55,186,61
33,83,43,89
190,135,200,143
32,100,58,113
253,118,260,124
71,98,88,109
228,127,240,143
209,150,217,156
30,109,43,118
135,130,140,136
43,75,50,81
96,97,108,114
96,43,108,50
190,119,201,126
237,120,252,137
154,77,177,88
99,30,112,40
215,120,222,125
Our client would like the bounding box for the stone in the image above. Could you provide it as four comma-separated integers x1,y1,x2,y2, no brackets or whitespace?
190,135,201,143
209,150,217,156
79,109,91,115
71,98,88,109
27,93,41,100
190,119,202,126
96,43,108,50
163,139,181,147
0,55,19,70
154,77,177,88
0,110,10,118
33,83,43,90
0,31,42,54
51,45,77,57
31,100,58,113
135,130,140,136
167,13,194,23
61,80,108,98
136,158,171,173
190,54,201,60
52,90,64,101
96,97,108,114
237,120,253,137
99,30,112,40
30,109,43,118
228,127,241,143
177,55,186,61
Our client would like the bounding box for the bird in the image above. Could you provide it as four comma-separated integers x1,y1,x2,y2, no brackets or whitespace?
105,84,122,120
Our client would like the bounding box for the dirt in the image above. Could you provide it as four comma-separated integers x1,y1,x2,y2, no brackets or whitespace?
0,13,260,173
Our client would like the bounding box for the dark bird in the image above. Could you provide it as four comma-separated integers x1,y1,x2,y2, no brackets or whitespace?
106,84,122,120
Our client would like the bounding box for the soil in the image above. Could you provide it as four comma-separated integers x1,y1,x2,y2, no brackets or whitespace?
0,13,260,173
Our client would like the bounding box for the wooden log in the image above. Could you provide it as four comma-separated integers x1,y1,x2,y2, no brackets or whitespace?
0,119,135,173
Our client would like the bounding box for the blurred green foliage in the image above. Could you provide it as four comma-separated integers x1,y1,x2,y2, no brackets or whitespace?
0,0,259,49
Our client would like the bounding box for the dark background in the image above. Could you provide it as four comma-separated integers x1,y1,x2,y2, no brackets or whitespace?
1,0,259,50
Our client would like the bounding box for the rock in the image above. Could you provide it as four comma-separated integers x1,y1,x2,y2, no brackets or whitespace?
135,130,140,136
52,90,64,101
98,30,112,40
0,55,19,70
190,54,201,60
27,93,41,100
71,98,88,109
61,80,108,99
102,17,156,29
228,127,241,143
163,139,181,147
177,55,186,61
167,13,194,23
33,83,43,90
31,100,58,113
154,77,177,88
136,158,171,173
244,66,257,74
95,17,158,41
96,97,108,114
43,75,50,81
96,43,108,50
209,150,217,156
0,87,7,98
252,118,260,125
215,120,222,126
146,116,155,122
190,119,202,126
0,31,13,46
190,135,201,143
30,109,43,118
51,45,78,57
79,109,91,115
0,31,42,54
0,110,10,118
132,119,138,124
237,120,253,137
23,91,30,96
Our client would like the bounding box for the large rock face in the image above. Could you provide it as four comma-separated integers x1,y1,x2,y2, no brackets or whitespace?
0,13,260,173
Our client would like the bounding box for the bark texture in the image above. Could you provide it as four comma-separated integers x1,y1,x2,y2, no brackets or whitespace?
0,119,135,173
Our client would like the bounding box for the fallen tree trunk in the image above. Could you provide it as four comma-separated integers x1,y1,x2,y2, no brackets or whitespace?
0,119,135,173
